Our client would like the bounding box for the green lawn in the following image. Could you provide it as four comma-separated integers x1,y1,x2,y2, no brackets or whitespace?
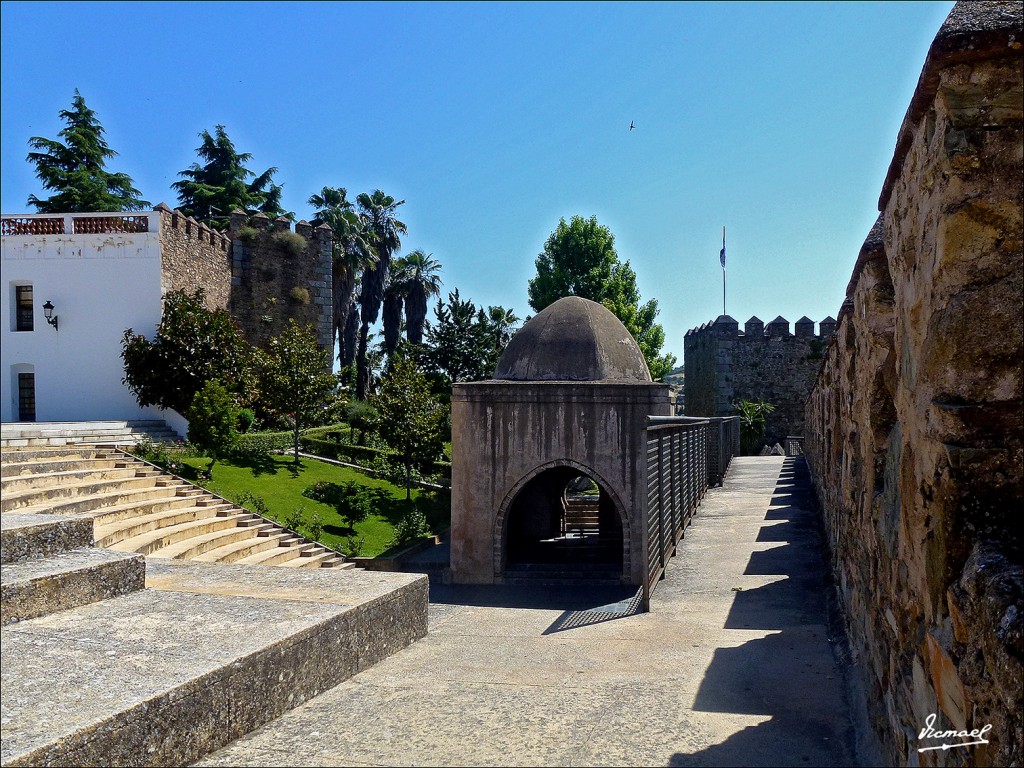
172,453,449,558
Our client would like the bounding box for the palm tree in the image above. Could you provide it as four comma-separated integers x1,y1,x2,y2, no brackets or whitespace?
382,258,412,359
399,250,444,345
308,187,376,367
355,190,406,399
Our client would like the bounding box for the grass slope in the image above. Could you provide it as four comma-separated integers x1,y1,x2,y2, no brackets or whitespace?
175,454,448,558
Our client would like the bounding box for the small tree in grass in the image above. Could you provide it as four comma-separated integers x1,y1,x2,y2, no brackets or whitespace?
187,379,239,475
257,319,338,463
373,355,446,500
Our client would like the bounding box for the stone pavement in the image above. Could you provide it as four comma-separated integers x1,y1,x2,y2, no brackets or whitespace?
199,457,865,767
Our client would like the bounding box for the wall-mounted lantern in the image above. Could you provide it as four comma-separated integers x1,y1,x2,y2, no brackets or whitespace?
42,300,58,332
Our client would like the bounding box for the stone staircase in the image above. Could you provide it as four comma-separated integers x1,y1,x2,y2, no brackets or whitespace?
1,447,347,569
0,512,428,766
0,420,180,448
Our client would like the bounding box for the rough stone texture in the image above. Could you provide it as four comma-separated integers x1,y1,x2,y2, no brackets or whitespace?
684,314,833,447
1,547,145,625
155,205,232,311
0,514,93,564
495,296,652,382
227,213,333,354
805,3,1023,765
0,561,427,767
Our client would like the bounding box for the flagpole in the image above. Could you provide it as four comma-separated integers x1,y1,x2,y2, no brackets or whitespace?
721,226,727,316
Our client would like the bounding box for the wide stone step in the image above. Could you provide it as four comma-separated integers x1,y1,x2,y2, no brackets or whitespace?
87,492,211,528
189,532,295,564
2,475,162,513
0,456,121,479
110,514,252,556
277,550,345,568
1,466,151,494
93,504,235,548
11,483,192,518
1,548,145,626
0,447,112,466
0,561,428,767
147,523,280,561
1,515,95,564
232,541,311,566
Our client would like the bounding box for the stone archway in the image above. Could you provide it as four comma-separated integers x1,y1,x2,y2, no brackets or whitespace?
493,459,629,580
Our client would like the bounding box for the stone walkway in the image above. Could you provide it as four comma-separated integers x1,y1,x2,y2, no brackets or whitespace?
199,457,863,767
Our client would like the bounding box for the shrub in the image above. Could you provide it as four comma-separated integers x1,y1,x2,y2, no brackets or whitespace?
187,379,239,470
236,225,262,243
288,286,311,305
129,436,171,469
271,230,308,259
237,408,256,433
345,400,379,445
341,534,366,558
234,430,293,457
388,505,432,549
306,512,324,542
281,507,304,532
236,490,270,518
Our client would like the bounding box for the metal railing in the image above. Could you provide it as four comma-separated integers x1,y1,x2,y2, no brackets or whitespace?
642,417,710,610
706,416,741,486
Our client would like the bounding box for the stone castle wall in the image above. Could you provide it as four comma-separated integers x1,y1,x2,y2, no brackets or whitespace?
804,3,1023,765
227,211,333,353
683,314,835,447
155,204,232,311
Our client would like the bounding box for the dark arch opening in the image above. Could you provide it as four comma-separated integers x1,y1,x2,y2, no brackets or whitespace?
504,466,623,578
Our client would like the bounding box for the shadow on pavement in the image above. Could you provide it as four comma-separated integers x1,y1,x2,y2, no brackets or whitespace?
668,457,857,767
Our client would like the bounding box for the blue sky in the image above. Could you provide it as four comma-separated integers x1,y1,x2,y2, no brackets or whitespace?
1,1,955,365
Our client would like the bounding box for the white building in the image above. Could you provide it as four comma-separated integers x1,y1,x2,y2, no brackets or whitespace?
1,209,230,428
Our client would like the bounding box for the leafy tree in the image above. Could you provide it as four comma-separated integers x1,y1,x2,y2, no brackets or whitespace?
187,379,239,475
734,399,777,455
373,355,446,500
527,215,676,380
121,290,251,414
398,250,443,345
27,90,148,212
345,400,379,445
308,186,376,365
355,190,407,399
256,319,338,462
419,290,520,397
173,125,288,228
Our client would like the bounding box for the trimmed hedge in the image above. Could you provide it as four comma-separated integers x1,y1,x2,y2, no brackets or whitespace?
235,430,293,455
300,437,386,465
299,436,451,481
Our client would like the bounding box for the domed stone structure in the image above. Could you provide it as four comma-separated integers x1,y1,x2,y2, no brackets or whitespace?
450,296,671,586
494,297,651,382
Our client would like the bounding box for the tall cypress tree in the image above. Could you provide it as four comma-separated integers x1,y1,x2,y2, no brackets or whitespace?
172,125,288,229
26,89,149,213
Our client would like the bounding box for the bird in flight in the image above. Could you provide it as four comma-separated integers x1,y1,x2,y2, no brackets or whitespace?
629,120,635,131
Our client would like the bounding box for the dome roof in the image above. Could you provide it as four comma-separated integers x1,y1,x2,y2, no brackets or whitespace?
494,296,652,382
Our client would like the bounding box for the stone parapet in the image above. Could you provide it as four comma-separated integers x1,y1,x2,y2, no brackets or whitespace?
805,2,1022,765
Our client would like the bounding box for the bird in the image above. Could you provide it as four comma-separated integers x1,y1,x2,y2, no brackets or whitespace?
629,120,635,131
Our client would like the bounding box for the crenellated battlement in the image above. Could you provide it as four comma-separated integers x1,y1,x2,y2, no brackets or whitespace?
683,311,836,447
684,313,837,340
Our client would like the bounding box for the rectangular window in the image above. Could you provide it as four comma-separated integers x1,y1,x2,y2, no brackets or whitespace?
15,285,33,331
18,372,35,422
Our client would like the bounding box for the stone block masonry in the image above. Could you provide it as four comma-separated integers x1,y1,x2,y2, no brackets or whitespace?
683,313,834,447
155,203,232,311
228,210,333,354
804,2,1023,766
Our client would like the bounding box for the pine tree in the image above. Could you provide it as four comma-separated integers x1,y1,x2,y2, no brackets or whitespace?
26,90,148,213
172,125,289,229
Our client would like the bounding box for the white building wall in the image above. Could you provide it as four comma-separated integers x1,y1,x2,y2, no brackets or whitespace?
1,215,166,422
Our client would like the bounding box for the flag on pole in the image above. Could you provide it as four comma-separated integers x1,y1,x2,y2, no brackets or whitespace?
720,226,726,269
